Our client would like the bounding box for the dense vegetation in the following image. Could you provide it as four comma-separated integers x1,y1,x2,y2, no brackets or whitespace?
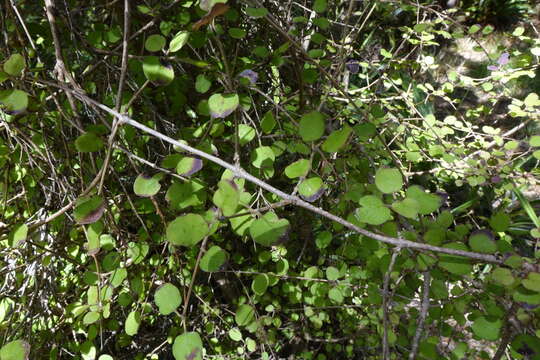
1,0,540,359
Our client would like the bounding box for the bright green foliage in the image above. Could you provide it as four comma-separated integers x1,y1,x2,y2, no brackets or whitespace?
74,196,105,224
235,304,255,326
299,111,325,142
0,89,28,112
212,180,239,216
471,316,501,341
200,245,228,272
321,124,352,152
375,168,403,194
249,212,289,246
298,177,324,202
169,31,190,52
3,54,25,76
0,340,30,360
284,159,310,178
8,224,27,247
133,174,161,197
154,283,181,315
142,56,174,85
75,133,104,152
166,214,208,247
468,230,497,254
172,332,203,360
208,93,239,118
391,197,419,218
125,311,140,336
252,274,269,295
195,74,211,93
356,195,393,225
145,34,166,52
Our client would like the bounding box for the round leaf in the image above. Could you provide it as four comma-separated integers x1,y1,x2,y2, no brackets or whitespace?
154,283,181,315
252,274,269,295
321,125,352,153
298,177,325,202
0,340,30,360
74,196,105,225
489,212,511,232
195,74,211,93
0,89,28,113
75,133,104,153
125,310,140,336
208,93,239,119
142,56,174,85
212,180,239,216
284,159,310,179
299,111,325,142
167,214,208,247
250,146,275,169
172,332,203,360
133,174,161,197
249,212,289,246
176,157,203,177
356,195,393,225
200,245,228,272
391,198,419,219
405,186,442,214
438,243,473,275
169,31,190,53
471,316,501,341
235,304,255,326
375,168,403,194
468,230,497,254
3,54,25,76
145,34,166,52
8,224,28,247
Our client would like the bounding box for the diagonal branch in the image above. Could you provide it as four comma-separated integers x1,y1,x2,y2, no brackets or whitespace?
35,80,503,264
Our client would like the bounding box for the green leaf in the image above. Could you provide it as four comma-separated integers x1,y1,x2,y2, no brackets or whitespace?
0,89,28,113
166,214,208,247
142,56,174,85
127,241,149,264
375,168,403,194
261,111,276,133
3,53,25,76
75,132,104,152
524,93,540,107
176,156,203,176
252,274,269,295
200,245,228,272
284,159,310,179
405,186,442,214
238,124,256,145
235,304,255,326
229,28,246,39
522,273,540,292
145,34,166,52
8,223,27,247
245,7,268,18
0,340,30,360
213,180,239,216
391,198,419,219
172,332,203,360
471,316,501,341
438,243,473,275
313,0,327,13
133,174,161,197
83,311,100,324
328,287,343,304
298,177,325,202
326,266,339,281
490,267,514,287
299,111,325,142
356,195,393,225
195,74,212,93
228,327,243,342
249,212,289,246
513,286,540,304
489,212,511,232
251,146,275,169
125,311,140,336
169,31,190,53
208,93,239,118
529,135,540,147
74,196,105,225
468,230,497,254
154,283,181,315
321,124,352,153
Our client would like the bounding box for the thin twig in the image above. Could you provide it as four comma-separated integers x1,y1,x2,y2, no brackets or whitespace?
409,271,431,360
382,249,401,359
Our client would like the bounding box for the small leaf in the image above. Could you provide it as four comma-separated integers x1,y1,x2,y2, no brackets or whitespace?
328,287,344,304
238,124,256,145
522,273,540,292
154,283,181,315
249,212,289,246
8,223,28,247
208,93,239,119
83,311,100,324
260,111,276,134
284,159,310,179
142,56,174,85
169,31,190,52
176,157,203,176
313,0,327,13
235,304,255,326
74,196,105,225
490,267,514,287
245,7,268,18
195,74,211,93
298,177,325,202
391,198,419,219
0,89,28,113
524,93,540,107
375,168,403,194
172,332,203,360
530,136,540,147
356,195,393,225
200,245,228,272
0,339,30,360
468,230,497,254
229,28,247,39
405,186,442,214
145,34,166,52
299,111,325,142
133,174,161,197
438,243,473,275
250,146,275,169
321,124,352,153
252,274,269,295
166,214,208,247
213,180,239,216
471,316,501,341
75,133,104,153
125,310,141,336
3,53,25,76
